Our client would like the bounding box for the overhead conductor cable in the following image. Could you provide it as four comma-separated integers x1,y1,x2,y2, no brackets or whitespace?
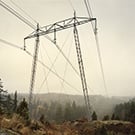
84,0,108,96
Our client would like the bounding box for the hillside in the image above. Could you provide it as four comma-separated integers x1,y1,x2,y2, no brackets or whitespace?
17,93,131,119
1,93,135,135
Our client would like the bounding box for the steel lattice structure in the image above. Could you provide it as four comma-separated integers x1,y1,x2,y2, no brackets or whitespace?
73,17,92,119
24,14,96,119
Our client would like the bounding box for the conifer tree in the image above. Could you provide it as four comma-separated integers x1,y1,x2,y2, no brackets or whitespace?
111,113,115,120
13,91,17,112
92,111,97,120
0,78,8,114
17,98,29,120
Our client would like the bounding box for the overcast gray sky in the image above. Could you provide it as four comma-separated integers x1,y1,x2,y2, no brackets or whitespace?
0,0,135,96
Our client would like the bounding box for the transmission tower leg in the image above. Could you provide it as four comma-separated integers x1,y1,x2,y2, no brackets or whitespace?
29,24,40,118
73,24,91,120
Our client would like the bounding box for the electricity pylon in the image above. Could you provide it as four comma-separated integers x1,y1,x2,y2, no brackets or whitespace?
24,13,96,119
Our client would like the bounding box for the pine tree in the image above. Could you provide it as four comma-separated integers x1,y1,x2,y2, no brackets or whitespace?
13,91,17,112
114,101,135,121
6,94,13,114
0,78,4,104
39,114,45,124
111,113,115,120
0,78,8,114
0,78,3,113
17,98,29,120
92,111,97,120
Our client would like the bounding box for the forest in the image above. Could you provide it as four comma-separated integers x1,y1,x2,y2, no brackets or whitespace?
1,77,135,123
1,78,135,135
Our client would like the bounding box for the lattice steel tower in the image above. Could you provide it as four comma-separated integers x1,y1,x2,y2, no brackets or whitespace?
24,13,96,119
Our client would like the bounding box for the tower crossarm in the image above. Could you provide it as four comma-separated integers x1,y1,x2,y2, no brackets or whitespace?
24,17,96,40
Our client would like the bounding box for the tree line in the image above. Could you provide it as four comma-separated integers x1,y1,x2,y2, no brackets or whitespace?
113,100,135,122
0,78,29,120
1,78,135,123
0,78,17,114
31,99,98,123
0,78,98,122
31,100,87,123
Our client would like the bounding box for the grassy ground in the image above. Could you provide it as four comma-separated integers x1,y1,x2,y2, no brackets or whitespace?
1,114,135,135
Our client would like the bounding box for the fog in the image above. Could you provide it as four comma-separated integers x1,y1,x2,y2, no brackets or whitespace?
0,0,135,96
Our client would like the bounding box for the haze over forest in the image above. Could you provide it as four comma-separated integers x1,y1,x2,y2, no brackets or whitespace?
15,93,131,119
0,0,135,97
1,1,135,135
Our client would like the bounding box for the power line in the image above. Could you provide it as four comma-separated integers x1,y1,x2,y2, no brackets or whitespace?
44,35,80,77
39,45,50,93
79,33,97,95
0,0,83,101
39,43,63,91
0,0,36,29
10,0,38,24
83,0,95,32
0,38,81,94
0,0,81,83
0,38,23,50
0,0,77,102
0,1,97,117
83,0,109,96
85,0,93,17
60,36,73,94
95,34,108,96
43,34,95,95
84,0,92,17
28,53,81,94
39,30,72,91
0,0,95,96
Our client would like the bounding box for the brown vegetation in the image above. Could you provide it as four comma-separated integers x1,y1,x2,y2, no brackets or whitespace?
1,114,135,135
